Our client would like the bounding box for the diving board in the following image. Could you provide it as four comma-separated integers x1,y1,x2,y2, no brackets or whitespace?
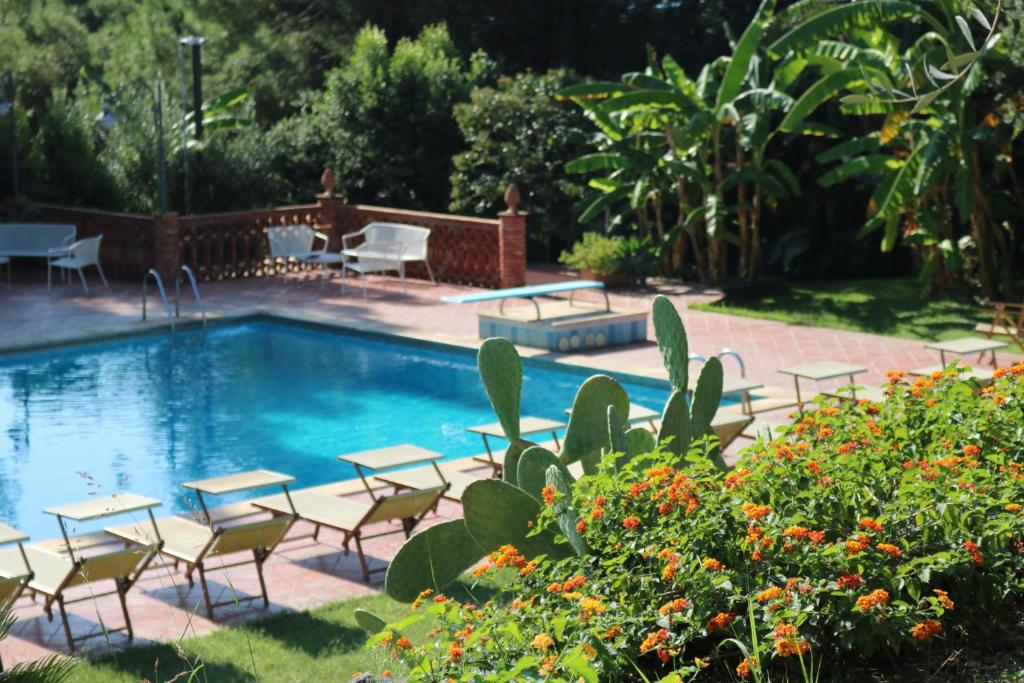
442,280,609,321
443,280,645,352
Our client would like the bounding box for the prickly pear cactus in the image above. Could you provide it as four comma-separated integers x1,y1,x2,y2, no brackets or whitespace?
691,357,724,436
653,295,689,393
560,375,629,474
658,390,693,457
462,479,573,561
546,466,587,556
384,519,484,602
518,446,574,503
478,338,522,441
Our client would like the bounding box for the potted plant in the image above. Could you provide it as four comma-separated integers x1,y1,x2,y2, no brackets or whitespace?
559,232,653,287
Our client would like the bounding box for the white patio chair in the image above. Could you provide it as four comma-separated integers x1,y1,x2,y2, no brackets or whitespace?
47,235,108,294
341,223,434,290
267,224,329,282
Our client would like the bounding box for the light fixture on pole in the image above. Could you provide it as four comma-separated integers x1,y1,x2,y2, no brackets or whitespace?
178,36,205,140
93,79,168,214
1,71,17,196
94,105,118,131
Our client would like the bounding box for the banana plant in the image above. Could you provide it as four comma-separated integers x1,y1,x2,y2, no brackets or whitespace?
776,0,1010,295
561,0,805,283
383,295,726,602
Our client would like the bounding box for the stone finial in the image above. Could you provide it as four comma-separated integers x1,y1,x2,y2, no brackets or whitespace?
320,168,336,197
503,184,521,215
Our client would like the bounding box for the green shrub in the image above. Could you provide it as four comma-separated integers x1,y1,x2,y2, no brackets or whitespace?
364,362,1024,681
559,232,654,284
449,69,589,259
559,232,626,276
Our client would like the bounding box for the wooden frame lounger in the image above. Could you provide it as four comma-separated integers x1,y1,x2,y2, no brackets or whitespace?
255,485,448,582
107,515,294,618
374,467,479,503
23,544,156,652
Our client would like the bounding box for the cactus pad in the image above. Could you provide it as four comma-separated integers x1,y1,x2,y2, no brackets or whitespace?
690,356,724,436
518,446,574,502
658,390,693,457
462,479,573,561
652,295,689,393
477,337,522,440
546,466,588,556
384,519,485,602
560,375,629,470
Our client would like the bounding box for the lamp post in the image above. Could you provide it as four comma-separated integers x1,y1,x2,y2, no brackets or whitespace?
177,35,205,214
95,79,168,214
0,71,17,197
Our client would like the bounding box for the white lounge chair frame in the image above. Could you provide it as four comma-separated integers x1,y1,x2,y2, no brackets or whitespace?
47,235,108,294
267,224,328,281
339,223,433,298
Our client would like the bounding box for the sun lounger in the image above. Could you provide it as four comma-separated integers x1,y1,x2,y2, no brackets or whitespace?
0,525,31,624
975,300,1024,351
28,494,162,652
107,470,297,618
106,515,294,618
740,419,790,441
650,412,753,450
254,484,448,582
374,467,479,503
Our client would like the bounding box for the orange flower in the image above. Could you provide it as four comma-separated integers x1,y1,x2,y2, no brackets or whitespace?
623,516,640,530
837,573,863,590
933,589,954,610
703,558,725,572
845,540,869,555
591,507,605,520
576,519,587,534
541,485,557,506
603,626,622,640
963,540,984,567
736,658,754,679
448,642,463,662
662,562,678,580
855,589,890,612
395,636,412,650
1005,504,1021,512
963,444,982,457
741,503,771,520
756,586,784,603
639,628,669,653
858,517,884,533
706,612,735,633
775,638,810,657
659,597,689,615
783,526,810,540
910,619,943,640
876,543,902,558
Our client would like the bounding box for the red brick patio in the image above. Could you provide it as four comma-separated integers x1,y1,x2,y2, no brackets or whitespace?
0,267,1017,666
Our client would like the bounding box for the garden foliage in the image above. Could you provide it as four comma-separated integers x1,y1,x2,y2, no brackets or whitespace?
363,362,1024,681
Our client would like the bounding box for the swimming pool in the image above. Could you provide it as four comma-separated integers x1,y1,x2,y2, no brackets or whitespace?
0,320,675,538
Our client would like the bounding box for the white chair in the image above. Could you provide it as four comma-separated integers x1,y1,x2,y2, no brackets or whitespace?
47,235,107,294
339,223,434,298
267,224,329,282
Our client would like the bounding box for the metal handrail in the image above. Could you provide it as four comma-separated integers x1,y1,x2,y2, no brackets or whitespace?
142,268,175,334
174,265,207,329
717,348,747,378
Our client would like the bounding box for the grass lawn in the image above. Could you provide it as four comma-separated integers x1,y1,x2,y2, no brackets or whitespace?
69,588,458,683
690,277,984,342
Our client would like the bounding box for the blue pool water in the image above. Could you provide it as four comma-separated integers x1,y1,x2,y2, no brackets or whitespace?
0,321,673,539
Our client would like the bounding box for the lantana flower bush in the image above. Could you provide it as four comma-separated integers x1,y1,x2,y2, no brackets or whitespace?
365,362,1024,681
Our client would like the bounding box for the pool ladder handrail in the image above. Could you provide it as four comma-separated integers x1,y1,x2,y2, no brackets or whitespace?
142,268,175,334
688,349,747,377
174,265,207,330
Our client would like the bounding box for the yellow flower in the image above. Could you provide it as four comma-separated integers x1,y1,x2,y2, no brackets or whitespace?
581,642,597,660
694,657,710,669
532,633,555,651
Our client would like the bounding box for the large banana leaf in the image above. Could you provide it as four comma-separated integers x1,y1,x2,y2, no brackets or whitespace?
815,133,881,163
818,155,893,186
565,152,628,174
716,0,775,110
779,69,866,132
770,0,929,55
